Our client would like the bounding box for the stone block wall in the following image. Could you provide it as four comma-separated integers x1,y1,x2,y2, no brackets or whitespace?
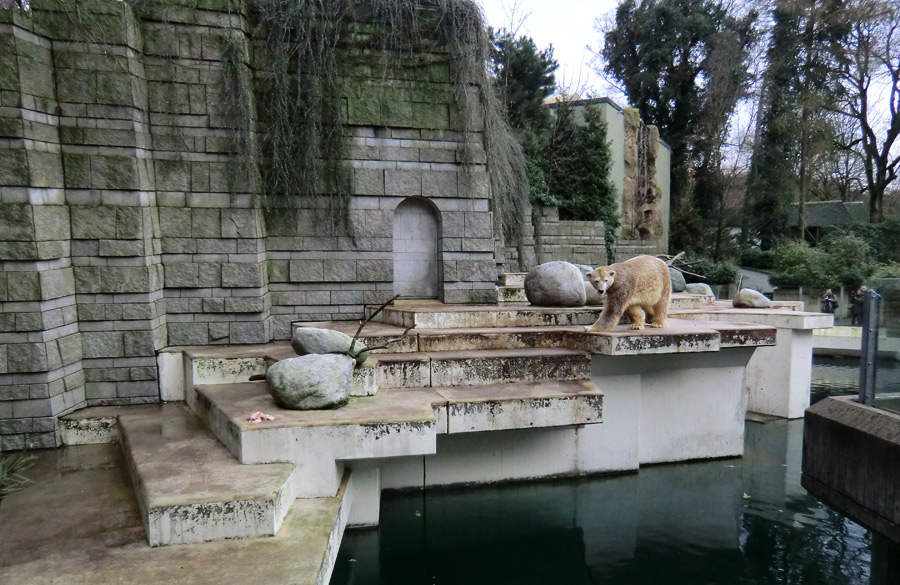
0,0,497,450
503,206,657,271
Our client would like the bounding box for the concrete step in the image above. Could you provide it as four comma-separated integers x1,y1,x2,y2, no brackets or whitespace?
366,295,713,329
498,286,527,303
499,273,527,286
194,383,438,498
368,304,603,329
436,379,603,433
118,403,295,547
373,347,591,389
59,404,163,445
193,379,603,497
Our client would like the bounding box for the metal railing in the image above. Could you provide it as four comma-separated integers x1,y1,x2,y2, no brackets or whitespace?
859,289,881,407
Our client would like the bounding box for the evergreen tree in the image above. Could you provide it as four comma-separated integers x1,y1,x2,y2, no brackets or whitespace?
488,27,558,145
546,101,620,263
745,0,847,249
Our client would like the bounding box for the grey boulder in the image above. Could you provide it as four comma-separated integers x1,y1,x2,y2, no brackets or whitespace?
685,283,715,297
669,267,686,292
732,288,773,308
524,261,587,307
266,354,355,410
291,326,369,365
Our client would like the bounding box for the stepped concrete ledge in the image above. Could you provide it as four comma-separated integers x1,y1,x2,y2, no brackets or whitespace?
195,383,438,497
118,404,295,547
499,272,527,286
372,347,591,388
437,379,603,433
59,404,163,445
292,320,775,356
671,305,833,329
194,379,603,496
498,285,528,303
0,443,350,585
366,296,714,329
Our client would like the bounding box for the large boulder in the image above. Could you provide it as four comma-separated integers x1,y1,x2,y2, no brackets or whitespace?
291,327,368,365
266,354,355,410
685,283,715,297
732,288,773,308
524,261,587,307
669,267,686,292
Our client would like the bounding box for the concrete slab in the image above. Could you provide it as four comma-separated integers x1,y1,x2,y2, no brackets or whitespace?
565,320,722,356
671,306,833,330
371,347,591,388
195,383,438,497
368,298,715,329
0,444,349,585
118,404,295,547
499,273,527,286
436,380,603,433
498,286,527,303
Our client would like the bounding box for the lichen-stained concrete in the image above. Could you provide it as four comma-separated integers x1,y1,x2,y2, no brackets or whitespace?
0,445,348,585
118,404,295,547
59,403,163,445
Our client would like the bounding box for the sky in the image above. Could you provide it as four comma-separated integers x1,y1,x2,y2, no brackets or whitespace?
478,0,623,102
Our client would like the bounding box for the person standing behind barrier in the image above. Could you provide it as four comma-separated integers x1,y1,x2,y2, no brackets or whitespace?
821,289,838,314
850,286,867,325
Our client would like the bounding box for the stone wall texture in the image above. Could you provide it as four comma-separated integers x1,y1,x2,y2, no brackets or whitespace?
503,206,657,270
0,0,497,450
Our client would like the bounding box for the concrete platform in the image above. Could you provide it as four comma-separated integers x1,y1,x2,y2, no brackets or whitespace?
366,296,714,329
119,404,295,547
193,378,604,498
672,304,834,419
0,444,350,585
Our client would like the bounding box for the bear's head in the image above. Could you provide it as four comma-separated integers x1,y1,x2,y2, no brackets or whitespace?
587,267,616,293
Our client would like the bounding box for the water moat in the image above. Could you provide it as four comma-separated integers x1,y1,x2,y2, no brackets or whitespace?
331,356,891,585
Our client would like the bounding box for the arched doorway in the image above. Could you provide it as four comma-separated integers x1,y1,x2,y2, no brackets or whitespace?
393,198,440,299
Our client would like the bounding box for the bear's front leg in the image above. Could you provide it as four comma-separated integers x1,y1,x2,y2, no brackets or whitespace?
584,306,624,333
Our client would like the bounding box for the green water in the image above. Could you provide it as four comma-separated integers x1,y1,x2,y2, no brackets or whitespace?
332,358,874,585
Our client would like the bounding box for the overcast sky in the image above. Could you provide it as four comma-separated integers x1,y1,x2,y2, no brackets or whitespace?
478,0,623,102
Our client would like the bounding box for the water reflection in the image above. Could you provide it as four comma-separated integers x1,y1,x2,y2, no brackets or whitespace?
332,358,874,585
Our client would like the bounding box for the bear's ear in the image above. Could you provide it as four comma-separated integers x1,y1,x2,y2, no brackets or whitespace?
609,270,616,278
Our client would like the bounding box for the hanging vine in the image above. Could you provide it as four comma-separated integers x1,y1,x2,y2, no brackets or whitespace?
218,0,529,241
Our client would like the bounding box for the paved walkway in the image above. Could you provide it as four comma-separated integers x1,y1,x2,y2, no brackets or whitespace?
0,444,338,585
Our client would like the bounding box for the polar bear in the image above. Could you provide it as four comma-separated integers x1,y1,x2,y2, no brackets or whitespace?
584,255,671,332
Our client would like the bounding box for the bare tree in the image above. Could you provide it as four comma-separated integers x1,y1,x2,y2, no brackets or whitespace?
832,0,900,223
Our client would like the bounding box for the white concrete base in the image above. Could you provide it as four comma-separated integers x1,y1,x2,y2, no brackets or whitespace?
157,351,185,402
746,329,813,419
673,309,832,419
374,349,751,494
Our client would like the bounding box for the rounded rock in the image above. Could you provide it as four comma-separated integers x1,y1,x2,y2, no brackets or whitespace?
669,267,686,293
524,261,587,307
685,283,715,297
732,288,773,308
266,354,355,410
291,327,369,365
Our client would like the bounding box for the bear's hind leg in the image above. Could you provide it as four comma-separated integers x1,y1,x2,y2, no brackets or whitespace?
647,298,669,329
625,305,645,330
